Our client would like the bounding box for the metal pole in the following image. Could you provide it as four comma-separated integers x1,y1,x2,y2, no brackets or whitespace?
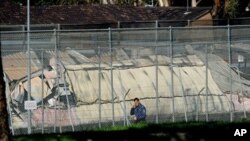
117,21,120,45
178,68,188,122
22,25,25,31
122,95,126,126
238,69,247,118
169,26,175,122
227,25,233,122
234,67,247,118
26,0,32,134
117,71,130,126
41,50,44,134
57,30,63,133
205,44,209,122
63,73,75,132
184,0,191,15
22,25,26,51
155,20,159,124
123,94,129,126
119,86,129,126
196,92,199,121
109,28,115,126
231,65,247,119
54,29,58,133
98,46,102,128
56,25,62,132
57,24,60,30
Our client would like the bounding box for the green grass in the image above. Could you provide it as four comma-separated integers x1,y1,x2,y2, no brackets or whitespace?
11,120,250,141
93,122,148,131
93,120,250,132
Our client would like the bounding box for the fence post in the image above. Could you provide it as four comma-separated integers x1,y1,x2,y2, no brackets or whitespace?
227,25,233,122
117,21,120,45
196,91,199,121
109,27,115,126
237,67,247,118
178,68,188,122
26,1,32,133
169,26,175,122
98,46,102,128
205,44,209,122
187,20,190,27
155,20,159,124
22,25,25,31
57,24,60,30
54,28,59,133
41,50,44,134
64,68,75,132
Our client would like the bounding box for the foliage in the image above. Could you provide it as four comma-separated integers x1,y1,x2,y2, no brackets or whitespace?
11,120,250,141
224,0,239,18
11,0,150,6
12,0,102,6
94,122,148,131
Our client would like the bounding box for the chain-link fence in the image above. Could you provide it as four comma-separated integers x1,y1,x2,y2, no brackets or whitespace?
1,18,250,31
1,25,250,135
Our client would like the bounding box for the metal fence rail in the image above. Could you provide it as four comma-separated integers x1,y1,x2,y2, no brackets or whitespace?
1,18,250,31
1,25,250,135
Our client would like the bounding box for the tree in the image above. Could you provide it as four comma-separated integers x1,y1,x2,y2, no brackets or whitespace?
224,0,239,18
0,33,9,141
12,0,151,6
213,0,250,18
12,0,100,6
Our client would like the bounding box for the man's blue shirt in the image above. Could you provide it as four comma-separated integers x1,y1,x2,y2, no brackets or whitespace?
131,104,146,120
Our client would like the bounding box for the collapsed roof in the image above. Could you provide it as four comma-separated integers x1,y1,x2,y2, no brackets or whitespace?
3,45,250,129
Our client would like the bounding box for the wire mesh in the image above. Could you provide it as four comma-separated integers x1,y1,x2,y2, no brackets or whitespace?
1,25,250,135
